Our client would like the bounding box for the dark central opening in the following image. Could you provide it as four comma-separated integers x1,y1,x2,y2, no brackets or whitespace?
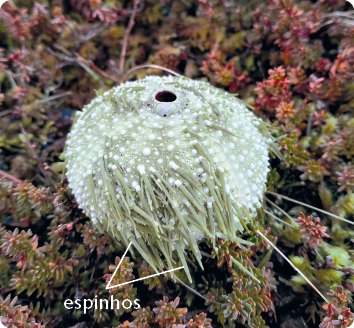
155,90,177,102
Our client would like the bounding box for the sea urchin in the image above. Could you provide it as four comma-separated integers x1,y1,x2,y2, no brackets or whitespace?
64,75,275,281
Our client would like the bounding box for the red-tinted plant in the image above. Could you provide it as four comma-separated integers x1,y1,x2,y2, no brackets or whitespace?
298,159,330,183
153,296,187,327
254,66,291,115
296,213,330,249
335,163,354,193
104,256,137,316
320,302,354,328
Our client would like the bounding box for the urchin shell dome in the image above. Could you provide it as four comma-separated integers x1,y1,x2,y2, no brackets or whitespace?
64,75,273,280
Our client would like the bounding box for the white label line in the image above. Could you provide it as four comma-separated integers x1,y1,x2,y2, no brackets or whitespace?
107,266,184,289
106,241,184,289
106,241,133,289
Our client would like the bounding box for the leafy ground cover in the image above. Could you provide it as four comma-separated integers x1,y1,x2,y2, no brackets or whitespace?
0,0,353,327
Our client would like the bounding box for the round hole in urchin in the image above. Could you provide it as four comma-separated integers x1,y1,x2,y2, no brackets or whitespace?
155,90,177,102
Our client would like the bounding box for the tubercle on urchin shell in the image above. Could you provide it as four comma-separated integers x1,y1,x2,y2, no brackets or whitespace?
64,75,278,282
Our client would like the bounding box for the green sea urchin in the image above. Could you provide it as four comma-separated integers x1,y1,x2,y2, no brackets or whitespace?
64,75,275,281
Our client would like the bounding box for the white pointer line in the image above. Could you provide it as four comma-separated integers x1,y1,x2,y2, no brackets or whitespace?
106,242,133,289
106,241,184,289
107,266,185,289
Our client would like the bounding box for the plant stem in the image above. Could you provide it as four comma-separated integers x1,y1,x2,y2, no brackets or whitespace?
0,169,22,184
119,0,140,74
20,124,56,189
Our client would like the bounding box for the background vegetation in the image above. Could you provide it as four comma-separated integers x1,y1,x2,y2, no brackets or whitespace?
0,0,353,327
